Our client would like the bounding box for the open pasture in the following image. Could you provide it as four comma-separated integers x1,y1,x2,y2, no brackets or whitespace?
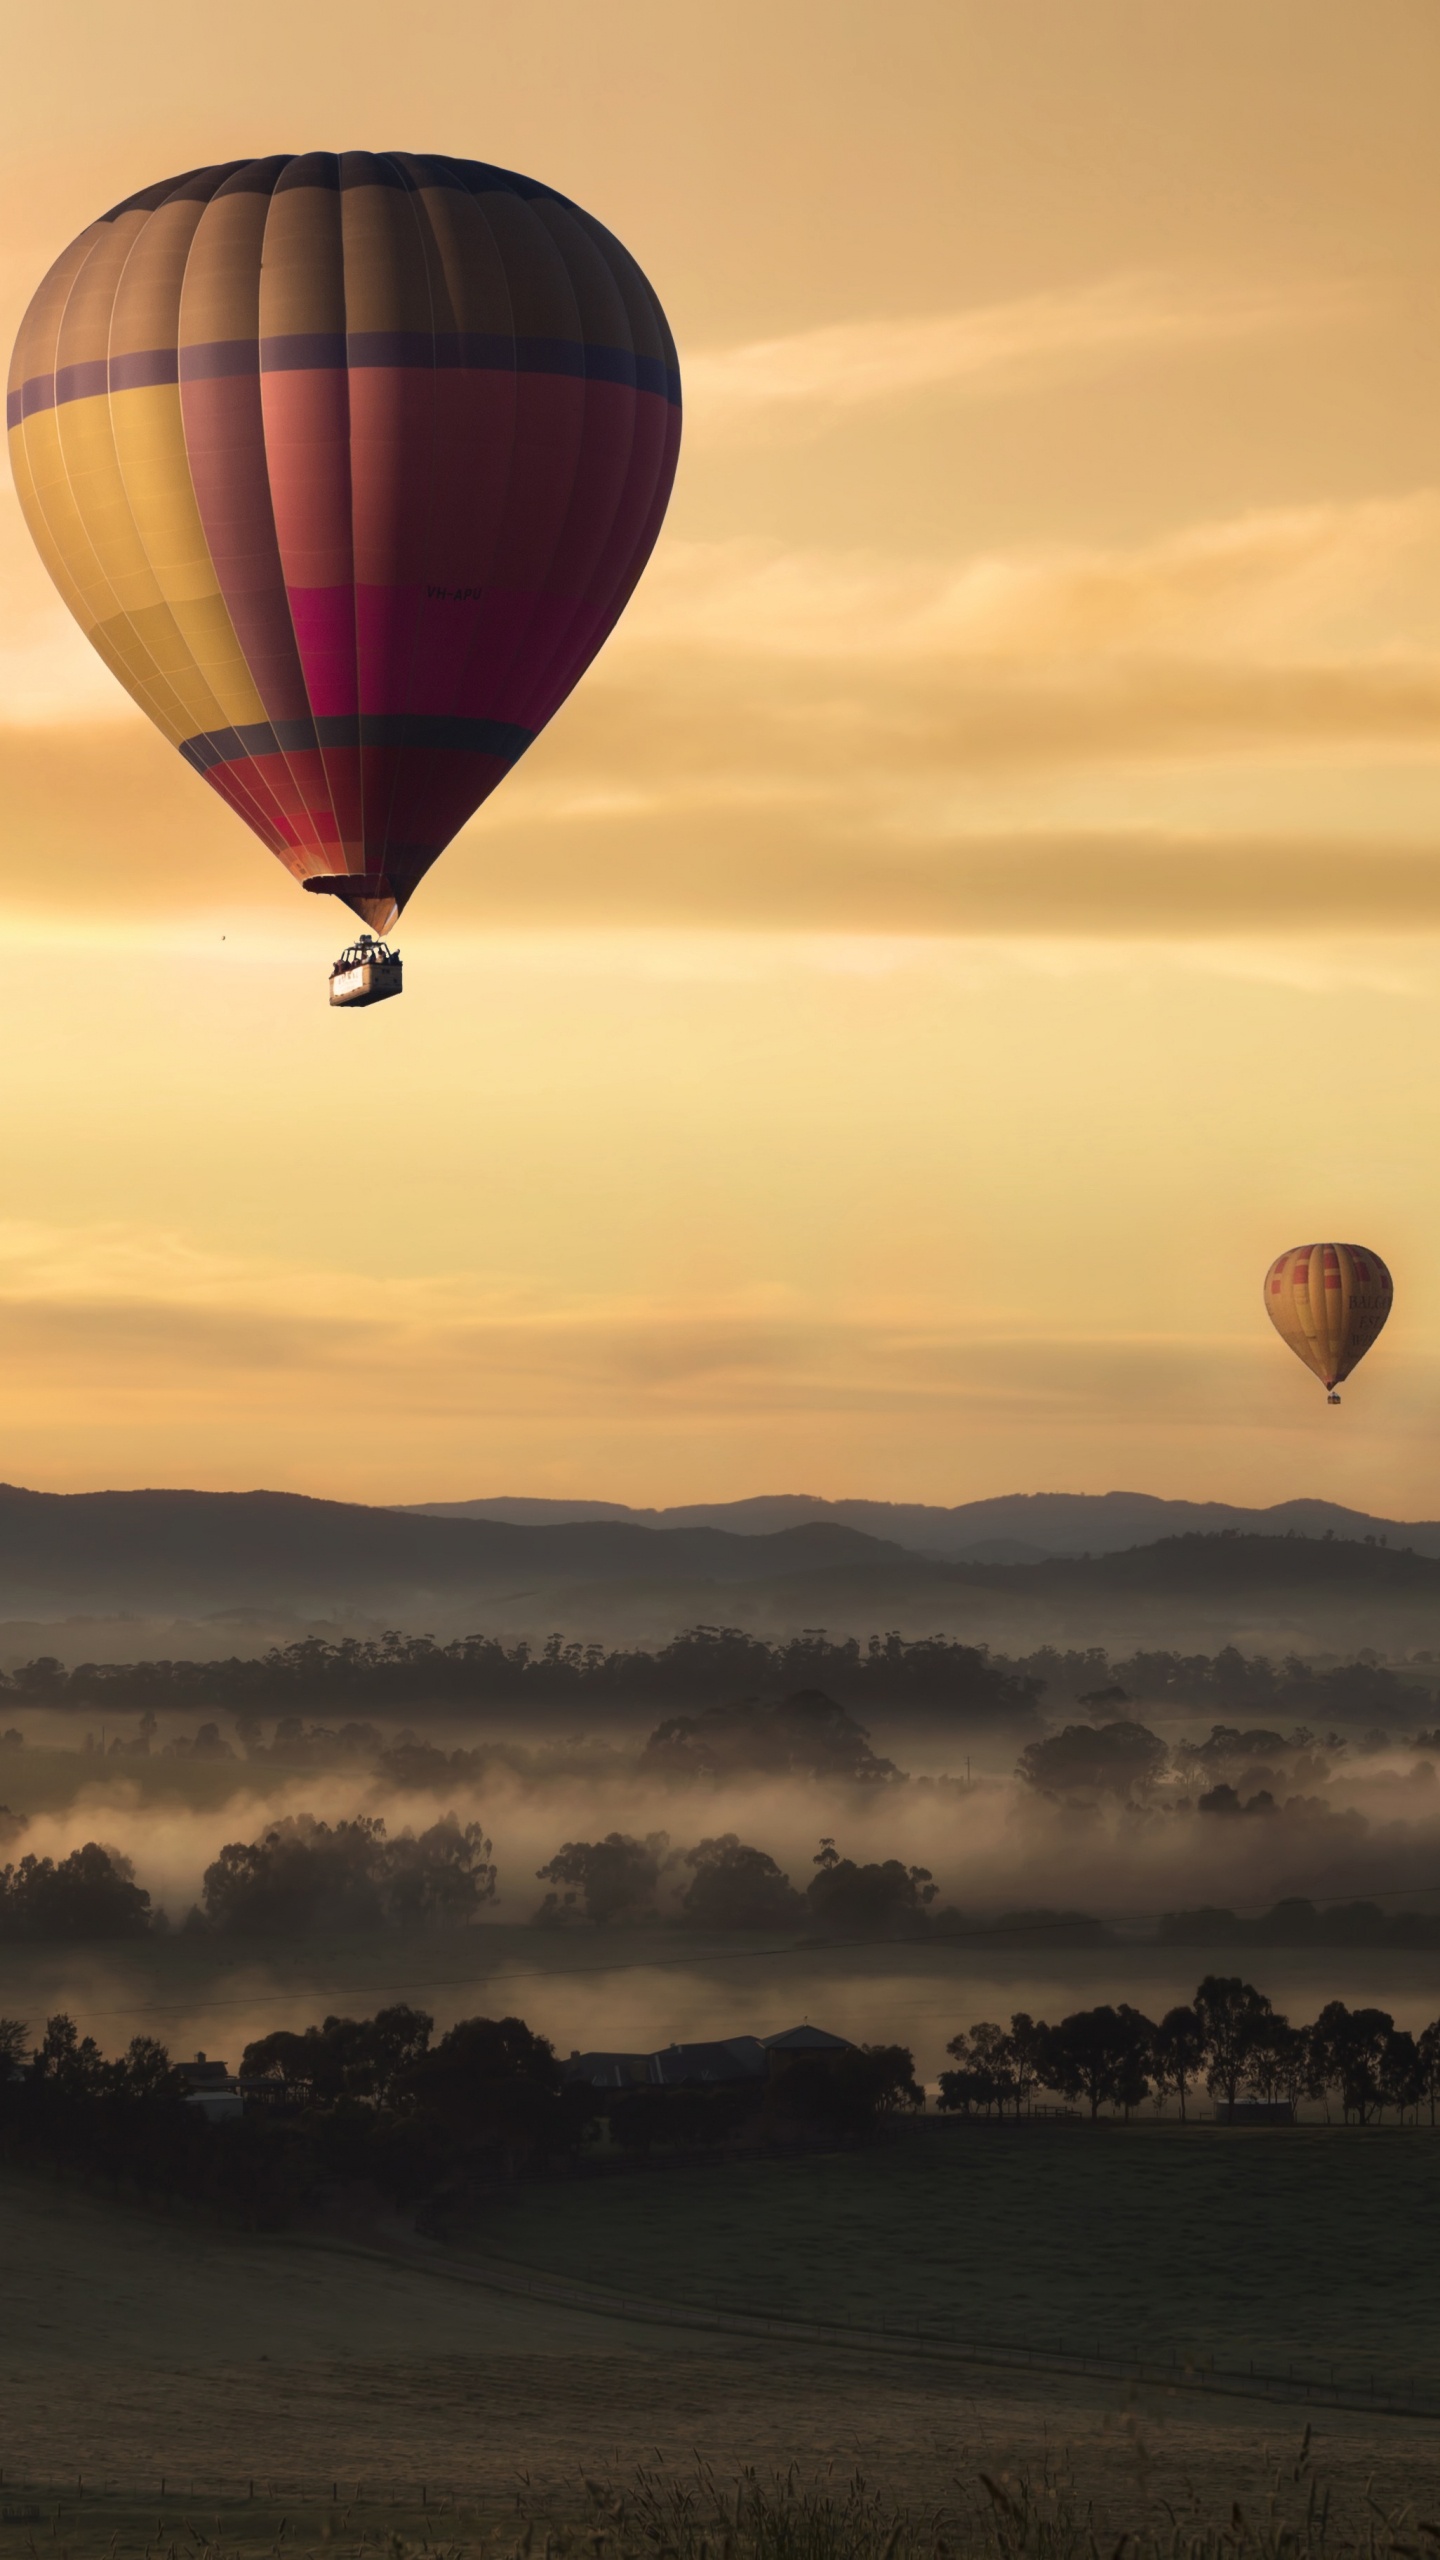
2,2166,1439,2536
465,2117,1440,2405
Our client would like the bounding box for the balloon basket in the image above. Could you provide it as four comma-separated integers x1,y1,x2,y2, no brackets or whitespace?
329,935,403,1008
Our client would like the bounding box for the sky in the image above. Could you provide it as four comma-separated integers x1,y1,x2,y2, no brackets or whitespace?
5,0,1440,1511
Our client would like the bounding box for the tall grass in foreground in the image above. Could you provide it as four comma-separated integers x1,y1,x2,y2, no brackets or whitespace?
530,2447,1438,2560
3,2447,1438,2560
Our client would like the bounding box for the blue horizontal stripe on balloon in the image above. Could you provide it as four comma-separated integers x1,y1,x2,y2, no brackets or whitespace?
258,330,680,400
7,333,679,426
177,712,537,771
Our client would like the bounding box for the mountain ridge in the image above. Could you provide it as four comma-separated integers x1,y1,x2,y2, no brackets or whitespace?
400,1487,1440,1561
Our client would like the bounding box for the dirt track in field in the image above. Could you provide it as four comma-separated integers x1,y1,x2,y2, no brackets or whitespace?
4,2175,1439,2521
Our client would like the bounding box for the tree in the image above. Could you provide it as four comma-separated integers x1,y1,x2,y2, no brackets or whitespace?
533,1832,667,1926
405,2014,567,2171
32,2011,107,2095
1041,2005,1153,2118
677,1836,804,1931
805,1839,937,1938
641,1691,901,1786
242,2003,433,2105
0,1843,151,1941
941,2021,1026,2117
202,1815,494,1935
1377,2028,1420,2124
766,2042,922,2137
1151,2005,1205,2119
1244,2017,1308,2108
1193,1975,1273,2107
1017,1721,1168,1801
1416,2018,1440,2127
1309,2001,1394,2123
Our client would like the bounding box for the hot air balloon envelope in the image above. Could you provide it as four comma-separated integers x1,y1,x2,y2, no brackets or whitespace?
1263,1242,1393,1399
7,154,681,936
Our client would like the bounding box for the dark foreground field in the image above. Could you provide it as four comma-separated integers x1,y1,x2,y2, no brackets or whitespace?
5,2122,1440,2541
459,2116,1440,2405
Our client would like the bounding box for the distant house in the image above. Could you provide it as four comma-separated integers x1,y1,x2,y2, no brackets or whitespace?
175,2052,230,2090
176,2051,244,2123
563,2026,857,2094
649,2036,766,2088
761,2024,855,2079
562,2051,652,2090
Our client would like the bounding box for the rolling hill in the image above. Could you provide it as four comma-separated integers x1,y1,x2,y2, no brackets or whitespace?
0,1486,1437,1662
401,1487,1440,1562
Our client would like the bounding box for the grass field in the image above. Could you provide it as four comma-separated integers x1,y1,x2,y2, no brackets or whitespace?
5,2155,1440,2538
463,2118,1440,2402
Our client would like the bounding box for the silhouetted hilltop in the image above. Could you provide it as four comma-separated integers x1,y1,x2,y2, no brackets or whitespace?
402,1487,1440,1561
996,1531,1440,1597
0,1483,916,1615
1,1489,1438,1655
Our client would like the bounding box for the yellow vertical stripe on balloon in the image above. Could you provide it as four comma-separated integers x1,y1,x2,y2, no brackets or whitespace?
7,416,97,638
108,196,267,730
18,400,191,741
108,383,267,727
54,375,234,738
16,217,196,744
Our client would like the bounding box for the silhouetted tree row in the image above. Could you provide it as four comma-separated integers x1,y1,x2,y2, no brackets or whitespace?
0,1628,1041,1722
381,1690,905,1795
1018,1712,1437,1805
195,1814,496,1935
5,1629,1436,1739
0,2000,924,2222
939,1976,1440,2124
532,1830,945,1936
1158,1897,1440,1950
1012,1642,1434,1721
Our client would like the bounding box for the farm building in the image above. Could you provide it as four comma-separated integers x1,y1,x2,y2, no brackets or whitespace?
564,2024,855,2091
762,2024,854,2078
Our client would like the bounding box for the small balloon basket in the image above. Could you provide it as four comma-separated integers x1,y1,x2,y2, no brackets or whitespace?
329,935,403,1008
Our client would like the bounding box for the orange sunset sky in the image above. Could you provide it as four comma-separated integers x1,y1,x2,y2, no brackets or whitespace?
5,0,1440,1512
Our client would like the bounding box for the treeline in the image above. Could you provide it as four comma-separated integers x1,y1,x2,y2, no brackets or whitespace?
5,1627,1436,1728
0,1816,496,1942
11,1822,1440,1952
0,1629,1040,1722
3,1970,1438,2239
1014,1643,1435,1722
0,1817,1106,1944
1017,1712,1438,1803
941,1976,1440,2125
0,2003,923,2223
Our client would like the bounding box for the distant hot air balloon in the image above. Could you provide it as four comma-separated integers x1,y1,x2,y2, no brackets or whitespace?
6,154,681,1001
1263,1243,1393,1404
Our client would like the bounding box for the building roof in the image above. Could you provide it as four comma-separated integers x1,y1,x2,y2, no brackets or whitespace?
175,2054,231,2087
649,2036,766,2087
562,2051,652,2089
761,2023,854,2052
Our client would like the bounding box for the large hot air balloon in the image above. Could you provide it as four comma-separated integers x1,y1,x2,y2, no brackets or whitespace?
7,154,680,1001
1263,1243,1393,1404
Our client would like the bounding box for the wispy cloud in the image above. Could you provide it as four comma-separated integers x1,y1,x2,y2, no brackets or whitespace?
684,272,1354,440
627,494,1440,663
